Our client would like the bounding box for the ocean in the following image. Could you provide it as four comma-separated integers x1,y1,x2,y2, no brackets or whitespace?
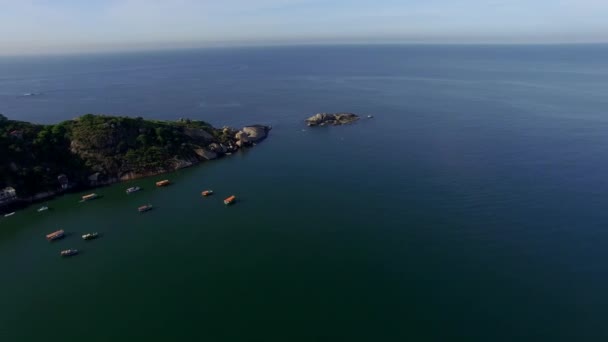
1,44,608,341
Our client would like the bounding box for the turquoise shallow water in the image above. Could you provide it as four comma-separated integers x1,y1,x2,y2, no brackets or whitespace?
1,45,608,340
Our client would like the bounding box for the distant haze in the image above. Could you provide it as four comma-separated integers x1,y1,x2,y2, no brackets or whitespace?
1,0,607,55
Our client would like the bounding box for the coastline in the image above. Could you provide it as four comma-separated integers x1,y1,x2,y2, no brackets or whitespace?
1,150,235,212
1,111,363,214
0,114,271,213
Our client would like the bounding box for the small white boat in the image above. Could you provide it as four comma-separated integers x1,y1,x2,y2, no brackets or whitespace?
138,204,153,213
4,212,15,217
37,206,49,212
126,186,141,194
60,249,78,257
367,115,374,119
82,232,99,240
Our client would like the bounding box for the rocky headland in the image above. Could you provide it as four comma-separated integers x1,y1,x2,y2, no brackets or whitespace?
0,113,270,208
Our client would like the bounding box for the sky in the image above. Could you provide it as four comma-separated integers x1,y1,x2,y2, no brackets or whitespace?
0,0,607,55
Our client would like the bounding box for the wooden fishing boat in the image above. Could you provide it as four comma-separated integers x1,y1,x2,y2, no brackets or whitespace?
81,193,99,202
46,230,65,241
224,195,236,205
156,180,170,187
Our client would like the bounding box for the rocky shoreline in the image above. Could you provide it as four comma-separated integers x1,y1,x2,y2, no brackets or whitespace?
0,114,270,212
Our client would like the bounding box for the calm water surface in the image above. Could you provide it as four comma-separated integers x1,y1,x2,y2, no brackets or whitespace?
1,45,608,341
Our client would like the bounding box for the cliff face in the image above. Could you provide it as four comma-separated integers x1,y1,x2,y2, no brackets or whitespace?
0,114,270,202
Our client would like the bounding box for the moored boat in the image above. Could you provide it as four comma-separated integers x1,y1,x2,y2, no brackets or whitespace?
81,193,99,202
46,229,65,241
37,206,49,212
156,180,170,187
201,190,214,197
4,212,15,217
126,186,141,194
224,195,236,205
138,204,153,213
60,249,78,257
82,232,99,240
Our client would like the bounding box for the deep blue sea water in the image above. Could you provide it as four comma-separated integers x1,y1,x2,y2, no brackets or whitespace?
1,45,608,341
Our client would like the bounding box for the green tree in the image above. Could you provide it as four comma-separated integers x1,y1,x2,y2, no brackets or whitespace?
136,134,150,147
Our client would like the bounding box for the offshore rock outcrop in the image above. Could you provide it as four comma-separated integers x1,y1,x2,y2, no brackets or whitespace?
305,113,360,127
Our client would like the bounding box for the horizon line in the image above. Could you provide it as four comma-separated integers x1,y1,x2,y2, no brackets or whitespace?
1,40,607,58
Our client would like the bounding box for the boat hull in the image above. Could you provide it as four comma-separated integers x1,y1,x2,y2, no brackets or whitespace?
46,230,65,241
60,250,78,257
82,233,99,240
81,194,99,202
138,205,153,213
156,180,171,187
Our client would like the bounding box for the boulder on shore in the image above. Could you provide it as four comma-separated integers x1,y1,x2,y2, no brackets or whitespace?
207,143,227,154
235,125,271,146
195,148,218,160
305,113,360,127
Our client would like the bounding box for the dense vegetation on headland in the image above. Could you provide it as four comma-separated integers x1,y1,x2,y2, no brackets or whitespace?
0,113,268,202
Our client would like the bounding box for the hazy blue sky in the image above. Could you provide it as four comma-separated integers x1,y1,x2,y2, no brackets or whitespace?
1,0,607,54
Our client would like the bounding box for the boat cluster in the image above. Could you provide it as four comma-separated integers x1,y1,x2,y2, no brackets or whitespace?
201,189,237,205
3,205,47,218
46,229,99,258
37,179,237,258
2,177,240,222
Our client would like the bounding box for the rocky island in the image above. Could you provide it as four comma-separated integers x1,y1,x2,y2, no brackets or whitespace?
305,112,360,127
0,113,270,207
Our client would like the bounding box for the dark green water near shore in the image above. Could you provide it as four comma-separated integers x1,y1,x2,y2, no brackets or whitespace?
2,45,608,340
